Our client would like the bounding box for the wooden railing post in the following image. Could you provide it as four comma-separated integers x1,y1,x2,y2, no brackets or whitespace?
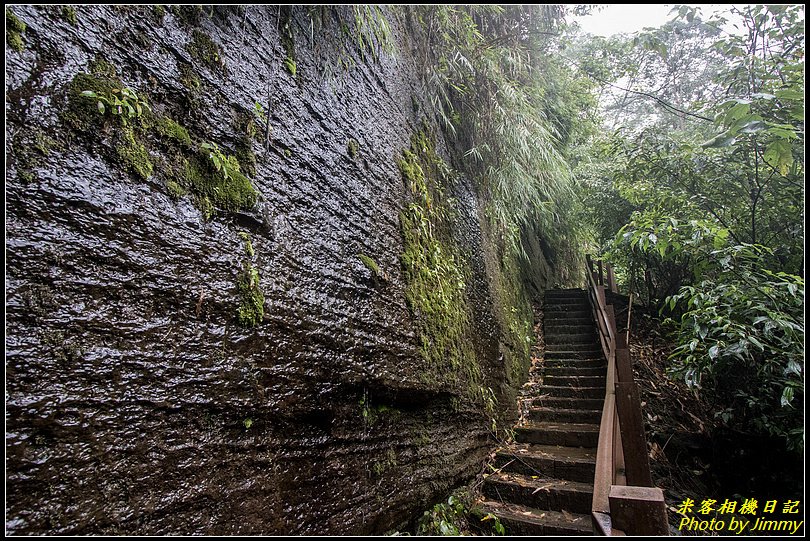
609,486,669,535
586,255,665,536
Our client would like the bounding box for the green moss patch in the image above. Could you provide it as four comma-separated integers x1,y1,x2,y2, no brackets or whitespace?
347,138,359,158
398,130,479,389
182,152,257,214
179,62,202,91
166,179,187,199
62,71,119,132
283,56,297,77
236,261,264,327
188,29,225,72
238,231,254,258
6,8,26,52
62,6,77,25
117,126,153,179
156,116,192,148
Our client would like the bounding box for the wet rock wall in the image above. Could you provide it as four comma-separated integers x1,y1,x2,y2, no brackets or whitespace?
5,5,547,534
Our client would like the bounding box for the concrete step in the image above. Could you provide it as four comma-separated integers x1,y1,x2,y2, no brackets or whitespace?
544,289,587,298
544,316,594,327
482,472,593,514
544,307,592,317
531,396,604,410
477,500,592,535
543,358,606,369
543,345,605,360
543,324,596,333
528,407,602,424
493,443,597,482
543,366,605,376
545,299,590,308
533,385,605,399
515,422,600,447
545,329,599,345
545,340,600,349
543,374,606,387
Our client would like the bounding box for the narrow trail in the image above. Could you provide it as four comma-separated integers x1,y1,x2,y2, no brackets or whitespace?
477,289,606,535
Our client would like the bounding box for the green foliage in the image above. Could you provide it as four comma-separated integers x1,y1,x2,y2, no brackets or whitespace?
346,5,394,60
236,261,264,327
481,513,506,535
253,101,267,124
243,418,253,429
62,5,77,25
613,216,804,451
417,491,505,536
6,8,25,52
283,55,297,77
187,29,224,72
417,495,466,536
306,5,395,76
201,142,236,180
410,6,589,279
80,87,152,123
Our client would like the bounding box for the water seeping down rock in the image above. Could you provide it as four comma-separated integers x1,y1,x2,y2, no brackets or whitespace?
5,6,553,534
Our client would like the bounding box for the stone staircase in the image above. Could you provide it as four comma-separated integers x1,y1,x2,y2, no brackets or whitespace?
478,289,606,535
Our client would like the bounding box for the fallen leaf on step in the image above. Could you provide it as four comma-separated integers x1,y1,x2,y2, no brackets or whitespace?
561,510,575,520
532,484,553,494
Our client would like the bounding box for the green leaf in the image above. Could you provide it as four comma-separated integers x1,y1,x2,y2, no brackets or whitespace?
738,120,767,133
97,101,105,114
724,102,750,124
763,139,793,175
781,386,794,407
81,90,97,97
775,89,803,100
702,132,736,148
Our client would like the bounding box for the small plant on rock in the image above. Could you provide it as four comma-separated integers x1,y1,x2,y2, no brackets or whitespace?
80,87,151,123
201,142,240,180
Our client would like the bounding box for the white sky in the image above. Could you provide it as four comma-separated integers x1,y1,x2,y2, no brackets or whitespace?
574,4,739,37
575,4,674,36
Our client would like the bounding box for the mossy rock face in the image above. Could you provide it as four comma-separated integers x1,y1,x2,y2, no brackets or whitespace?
236,261,264,327
182,153,257,214
61,6,77,25
6,8,26,52
156,116,192,149
117,126,153,180
179,63,202,91
398,130,479,391
62,71,119,132
188,29,225,73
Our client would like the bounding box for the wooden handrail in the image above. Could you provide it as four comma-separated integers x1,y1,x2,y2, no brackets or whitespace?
586,257,668,536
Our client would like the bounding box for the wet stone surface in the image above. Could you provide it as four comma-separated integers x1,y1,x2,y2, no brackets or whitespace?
5,5,539,534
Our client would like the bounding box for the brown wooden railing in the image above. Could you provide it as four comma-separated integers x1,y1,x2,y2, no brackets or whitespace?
586,255,669,536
